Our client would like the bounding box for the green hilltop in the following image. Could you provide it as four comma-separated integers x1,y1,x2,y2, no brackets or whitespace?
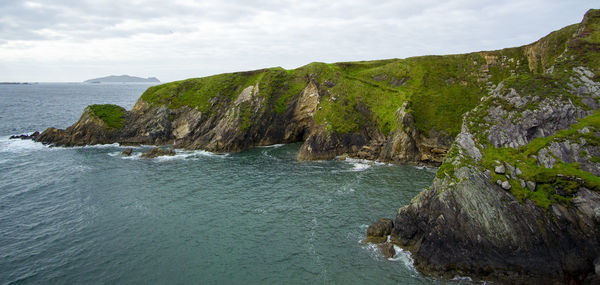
139,10,598,140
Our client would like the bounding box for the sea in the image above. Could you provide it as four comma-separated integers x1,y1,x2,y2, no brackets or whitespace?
0,83,460,284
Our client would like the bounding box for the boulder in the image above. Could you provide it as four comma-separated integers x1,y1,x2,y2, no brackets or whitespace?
378,242,396,258
494,164,506,174
141,147,176,158
527,181,537,192
121,148,133,156
364,218,393,243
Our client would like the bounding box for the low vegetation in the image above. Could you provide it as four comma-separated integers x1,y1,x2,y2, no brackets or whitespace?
479,111,600,209
89,104,126,130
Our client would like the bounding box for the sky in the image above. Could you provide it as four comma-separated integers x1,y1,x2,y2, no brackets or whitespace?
0,0,596,82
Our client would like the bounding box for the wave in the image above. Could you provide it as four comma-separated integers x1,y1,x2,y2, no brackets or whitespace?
0,135,135,154
0,135,48,153
257,143,285,148
388,245,418,274
451,276,474,282
341,157,386,172
109,148,225,161
360,235,419,276
336,185,355,195
413,165,438,173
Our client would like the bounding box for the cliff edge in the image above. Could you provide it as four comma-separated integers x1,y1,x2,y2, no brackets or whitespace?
383,9,600,284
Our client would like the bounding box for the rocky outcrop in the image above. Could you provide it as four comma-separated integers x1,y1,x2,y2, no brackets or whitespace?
380,9,600,284
378,103,419,162
121,148,133,156
140,147,176,158
378,243,396,259
9,131,39,140
363,218,394,243
37,106,128,146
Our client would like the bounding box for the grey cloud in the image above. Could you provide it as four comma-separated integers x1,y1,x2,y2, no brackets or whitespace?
0,0,595,82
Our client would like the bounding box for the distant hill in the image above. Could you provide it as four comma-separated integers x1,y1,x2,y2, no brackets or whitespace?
84,75,160,83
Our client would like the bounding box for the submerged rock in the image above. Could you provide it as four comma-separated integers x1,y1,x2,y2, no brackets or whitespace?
121,148,133,156
140,147,175,158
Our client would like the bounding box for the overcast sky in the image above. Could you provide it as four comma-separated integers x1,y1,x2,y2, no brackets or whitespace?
0,0,595,82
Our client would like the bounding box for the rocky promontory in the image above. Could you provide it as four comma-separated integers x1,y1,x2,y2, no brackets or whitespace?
371,9,600,284
34,9,600,283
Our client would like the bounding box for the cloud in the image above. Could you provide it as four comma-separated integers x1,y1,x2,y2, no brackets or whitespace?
0,0,594,82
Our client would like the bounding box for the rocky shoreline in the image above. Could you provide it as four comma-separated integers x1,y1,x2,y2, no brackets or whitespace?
29,9,600,284
367,10,600,284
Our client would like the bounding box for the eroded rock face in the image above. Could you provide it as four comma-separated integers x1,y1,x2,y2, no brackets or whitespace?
386,10,600,282
389,72,600,283
379,102,420,163
35,76,452,166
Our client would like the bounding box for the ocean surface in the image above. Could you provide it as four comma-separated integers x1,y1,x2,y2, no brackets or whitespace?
0,83,454,284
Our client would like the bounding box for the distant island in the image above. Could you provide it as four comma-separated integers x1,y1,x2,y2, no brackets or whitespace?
84,75,160,83
0,82,35,85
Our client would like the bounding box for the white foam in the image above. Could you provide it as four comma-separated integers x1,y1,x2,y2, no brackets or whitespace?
80,143,121,149
0,136,48,153
336,185,355,194
261,150,276,159
414,165,438,173
353,162,370,171
111,148,225,161
342,157,390,172
388,245,418,274
257,143,285,148
153,149,223,161
452,276,473,282
49,143,122,150
344,158,372,171
121,153,143,160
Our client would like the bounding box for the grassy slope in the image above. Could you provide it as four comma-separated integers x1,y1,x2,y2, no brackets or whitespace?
140,50,526,137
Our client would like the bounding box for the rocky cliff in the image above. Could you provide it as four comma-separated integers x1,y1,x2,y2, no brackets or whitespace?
377,9,600,284
35,8,600,284
37,23,536,165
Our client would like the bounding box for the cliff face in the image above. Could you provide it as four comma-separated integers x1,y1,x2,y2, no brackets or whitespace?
37,21,540,165
389,9,600,284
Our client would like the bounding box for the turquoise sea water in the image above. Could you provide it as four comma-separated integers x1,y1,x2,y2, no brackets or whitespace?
0,83,450,284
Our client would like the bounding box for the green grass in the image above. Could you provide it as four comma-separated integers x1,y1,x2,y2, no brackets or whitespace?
89,104,126,130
